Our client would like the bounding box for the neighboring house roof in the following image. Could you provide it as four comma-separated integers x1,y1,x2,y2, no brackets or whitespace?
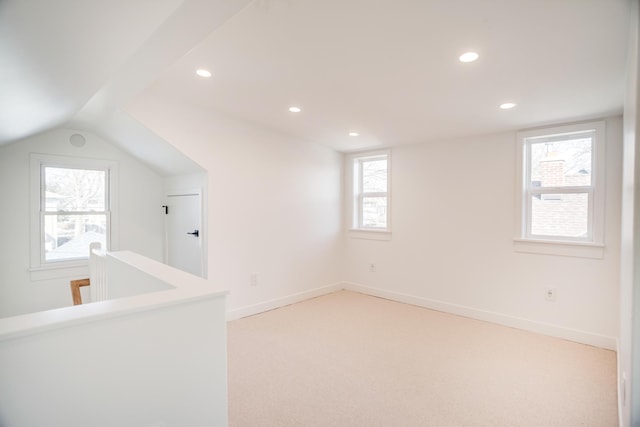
46,231,105,261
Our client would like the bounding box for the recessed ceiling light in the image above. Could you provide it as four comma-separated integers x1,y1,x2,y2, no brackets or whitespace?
459,52,479,63
288,106,302,113
348,132,360,137
196,69,212,78
500,102,517,109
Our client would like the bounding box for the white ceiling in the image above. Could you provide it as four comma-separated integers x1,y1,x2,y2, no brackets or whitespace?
0,0,631,162
136,0,630,152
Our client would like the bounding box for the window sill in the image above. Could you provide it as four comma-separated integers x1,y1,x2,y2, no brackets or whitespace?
29,262,89,281
348,228,392,241
513,238,604,259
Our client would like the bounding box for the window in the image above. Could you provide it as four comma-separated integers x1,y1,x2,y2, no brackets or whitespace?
30,154,117,275
42,166,108,262
350,151,390,234
515,121,605,257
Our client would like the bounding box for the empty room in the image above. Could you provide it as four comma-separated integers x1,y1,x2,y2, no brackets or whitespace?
0,0,639,426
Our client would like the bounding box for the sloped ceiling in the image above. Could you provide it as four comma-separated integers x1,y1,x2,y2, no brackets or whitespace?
0,0,183,143
0,0,631,163
0,0,253,175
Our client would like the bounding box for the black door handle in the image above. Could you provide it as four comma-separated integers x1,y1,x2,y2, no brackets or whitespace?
187,230,199,237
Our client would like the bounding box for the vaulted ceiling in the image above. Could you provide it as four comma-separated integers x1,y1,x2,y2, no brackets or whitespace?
0,0,631,169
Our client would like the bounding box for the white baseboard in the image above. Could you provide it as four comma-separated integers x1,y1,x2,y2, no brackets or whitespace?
343,282,618,350
226,281,617,350
226,283,343,321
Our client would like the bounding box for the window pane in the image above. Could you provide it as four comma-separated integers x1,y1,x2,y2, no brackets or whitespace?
44,167,106,212
529,136,592,188
362,159,387,193
44,214,107,261
362,196,387,228
531,193,588,238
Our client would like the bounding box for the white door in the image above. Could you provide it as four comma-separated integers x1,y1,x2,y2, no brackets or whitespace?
165,192,203,277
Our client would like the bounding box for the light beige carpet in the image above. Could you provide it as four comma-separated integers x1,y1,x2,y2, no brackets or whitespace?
227,291,617,427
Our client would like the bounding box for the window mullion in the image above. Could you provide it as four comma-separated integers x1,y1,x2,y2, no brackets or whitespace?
529,186,593,195
44,211,108,215
362,191,387,198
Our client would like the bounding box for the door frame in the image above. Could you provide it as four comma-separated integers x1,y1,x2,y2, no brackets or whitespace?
163,188,207,278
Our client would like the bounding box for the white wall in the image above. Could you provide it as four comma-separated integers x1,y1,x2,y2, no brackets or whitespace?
620,1,640,425
165,172,206,194
0,286,228,427
130,91,622,347
345,117,622,349
127,95,344,312
0,128,165,317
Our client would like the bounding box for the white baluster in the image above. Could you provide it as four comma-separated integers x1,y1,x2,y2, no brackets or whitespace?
89,242,107,302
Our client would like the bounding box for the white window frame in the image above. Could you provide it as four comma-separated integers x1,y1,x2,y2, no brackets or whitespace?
514,121,605,258
29,153,118,280
347,150,391,240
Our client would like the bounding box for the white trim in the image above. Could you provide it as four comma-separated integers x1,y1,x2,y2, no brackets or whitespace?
29,265,89,282
513,238,605,258
616,339,624,427
342,282,617,350
225,281,615,350
225,283,343,321
347,229,392,241
514,120,606,257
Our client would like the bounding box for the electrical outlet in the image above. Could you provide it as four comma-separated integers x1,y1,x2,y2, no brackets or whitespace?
369,263,376,273
544,287,556,301
250,273,258,286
